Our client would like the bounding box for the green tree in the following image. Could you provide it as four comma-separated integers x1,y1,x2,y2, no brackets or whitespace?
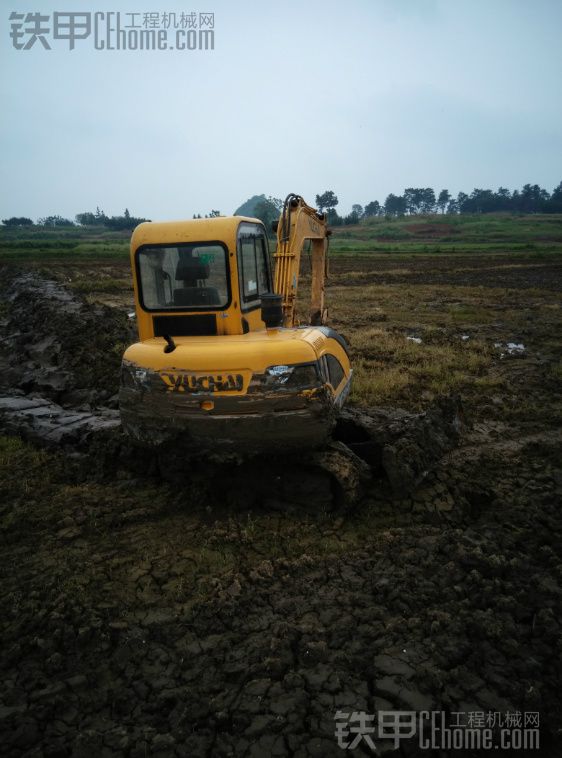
327,208,342,225
38,215,75,227
384,194,406,217
420,188,436,214
105,212,149,231
467,189,496,213
495,187,512,211
547,181,562,213
75,212,97,225
519,184,549,213
364,200,381,217
94,206,108,225
2,216,33,226
456,192,469,213
437,189,451,214
315,191,338,213
403,188,424,214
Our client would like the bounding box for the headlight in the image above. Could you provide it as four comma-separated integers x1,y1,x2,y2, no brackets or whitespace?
266,365,293,384
249,363,321,391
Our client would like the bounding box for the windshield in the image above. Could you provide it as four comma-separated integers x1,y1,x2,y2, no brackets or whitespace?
137,243,229,310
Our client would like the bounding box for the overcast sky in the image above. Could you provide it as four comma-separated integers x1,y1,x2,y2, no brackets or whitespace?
1,0,561,221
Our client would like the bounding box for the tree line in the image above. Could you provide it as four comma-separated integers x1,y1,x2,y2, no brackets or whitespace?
243,183,562,229
313,182,562,224
1,207,149,229
3,181,562,229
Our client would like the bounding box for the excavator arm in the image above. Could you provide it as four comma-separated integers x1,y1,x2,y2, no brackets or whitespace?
273,194,330,327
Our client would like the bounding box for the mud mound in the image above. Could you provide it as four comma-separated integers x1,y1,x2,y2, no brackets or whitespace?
335,396,463,498
0,272,134,407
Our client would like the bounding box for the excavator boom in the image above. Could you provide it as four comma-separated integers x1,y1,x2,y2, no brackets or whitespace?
273,194,329,327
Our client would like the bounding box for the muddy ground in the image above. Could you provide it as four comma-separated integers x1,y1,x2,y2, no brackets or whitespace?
1,253,562,757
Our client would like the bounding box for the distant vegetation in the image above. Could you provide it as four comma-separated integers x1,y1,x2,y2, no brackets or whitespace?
1,213,561,262
4,181,561,235
235,181,562,228
233,195,266,217
234,195,282,233
327,213,562,256
1,207,149,231
311,181,562,226
1,216,33,227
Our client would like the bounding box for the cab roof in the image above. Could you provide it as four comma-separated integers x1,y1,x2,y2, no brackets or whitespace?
130,215,263,250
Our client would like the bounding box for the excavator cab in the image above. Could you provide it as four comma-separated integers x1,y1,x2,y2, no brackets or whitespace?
119,196,352,452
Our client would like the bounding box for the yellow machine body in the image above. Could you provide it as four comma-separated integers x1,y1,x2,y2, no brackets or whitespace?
120,198,352,451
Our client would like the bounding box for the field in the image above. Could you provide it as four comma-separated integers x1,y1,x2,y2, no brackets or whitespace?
1,214,562,757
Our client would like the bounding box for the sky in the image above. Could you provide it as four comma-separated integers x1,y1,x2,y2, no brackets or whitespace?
1,0,561,221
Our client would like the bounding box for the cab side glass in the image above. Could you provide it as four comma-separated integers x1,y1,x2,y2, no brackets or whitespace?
237,222,271,309
326,354,345,389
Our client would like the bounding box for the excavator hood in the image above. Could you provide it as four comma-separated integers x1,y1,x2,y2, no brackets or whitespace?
121,328,320,394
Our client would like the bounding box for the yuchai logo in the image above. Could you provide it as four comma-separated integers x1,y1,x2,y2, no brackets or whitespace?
8,11,215,51
160,372,243,393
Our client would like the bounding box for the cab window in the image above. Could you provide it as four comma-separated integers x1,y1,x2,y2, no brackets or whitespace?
326,354,345,389
137,243,229,311
237,222,271,307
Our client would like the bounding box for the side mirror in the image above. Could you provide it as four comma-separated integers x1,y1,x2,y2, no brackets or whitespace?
261,293,283,329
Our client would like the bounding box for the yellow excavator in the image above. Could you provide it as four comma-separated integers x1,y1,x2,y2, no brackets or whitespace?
119,194,352,452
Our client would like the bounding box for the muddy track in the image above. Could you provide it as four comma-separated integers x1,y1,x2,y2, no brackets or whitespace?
1,269,562,757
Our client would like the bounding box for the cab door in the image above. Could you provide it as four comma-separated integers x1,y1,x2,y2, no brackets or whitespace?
237,222,272,332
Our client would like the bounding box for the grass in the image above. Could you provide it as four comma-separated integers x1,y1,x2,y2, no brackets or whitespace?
2,213,561,262
347,328,491,406
328,213,562,255
0,225,129,261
